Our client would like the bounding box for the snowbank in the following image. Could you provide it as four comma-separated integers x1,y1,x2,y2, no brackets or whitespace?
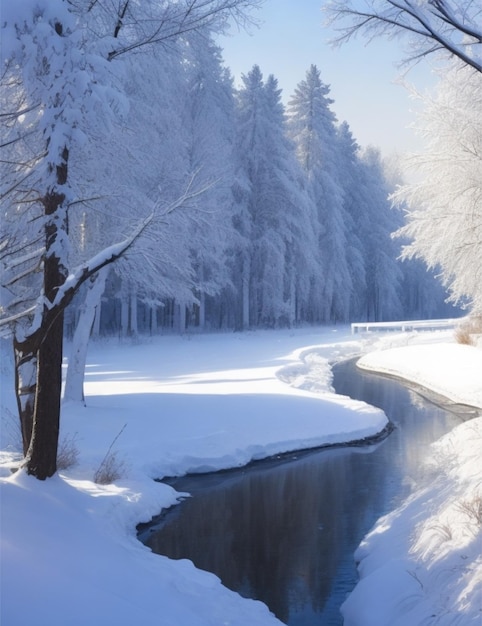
358,341,482,409
1,469,282,626
342,413,482,626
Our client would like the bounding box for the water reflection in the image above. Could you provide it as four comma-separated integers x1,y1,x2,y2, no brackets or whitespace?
141,359,468,625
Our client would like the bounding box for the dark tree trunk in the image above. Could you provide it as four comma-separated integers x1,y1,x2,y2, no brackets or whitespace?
23,310,64,479
13,135,153,479
23,147,69,479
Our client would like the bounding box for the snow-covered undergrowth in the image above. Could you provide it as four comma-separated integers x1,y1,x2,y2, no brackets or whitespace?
1,326,481,625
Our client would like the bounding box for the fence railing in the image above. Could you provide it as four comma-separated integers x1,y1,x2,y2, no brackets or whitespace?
351,318,460,334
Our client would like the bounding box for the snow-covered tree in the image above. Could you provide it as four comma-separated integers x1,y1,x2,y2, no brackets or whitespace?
233,66,317,327
323,0,481,321
358,147,403,320
287,65,352,322
394,61,482,313
334,122,368,319
178,32,239,330
0,0,262,479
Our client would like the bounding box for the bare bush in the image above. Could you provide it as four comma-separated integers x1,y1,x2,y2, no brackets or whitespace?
455,316,482,346
93,450,127,485
57,433,80,470
1,407,23,453
429,523,453,542
93,424,128,484
456,494,482,527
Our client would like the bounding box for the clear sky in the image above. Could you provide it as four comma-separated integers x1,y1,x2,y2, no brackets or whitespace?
218,0,437,158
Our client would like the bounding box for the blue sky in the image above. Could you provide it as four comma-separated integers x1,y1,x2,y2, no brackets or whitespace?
218,0,436,157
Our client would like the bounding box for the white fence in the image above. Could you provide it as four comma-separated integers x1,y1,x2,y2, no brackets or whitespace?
351,318,460,334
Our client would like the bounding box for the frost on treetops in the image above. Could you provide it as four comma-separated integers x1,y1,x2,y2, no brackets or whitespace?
2,0,129,169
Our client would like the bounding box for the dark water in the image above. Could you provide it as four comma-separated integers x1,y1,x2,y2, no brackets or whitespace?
139,358,476,625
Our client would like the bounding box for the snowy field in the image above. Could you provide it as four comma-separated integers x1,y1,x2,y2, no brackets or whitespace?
1,326,481,625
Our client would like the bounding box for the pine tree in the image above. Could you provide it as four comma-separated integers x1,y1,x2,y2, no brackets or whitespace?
234,66,317,327
287,65,352,322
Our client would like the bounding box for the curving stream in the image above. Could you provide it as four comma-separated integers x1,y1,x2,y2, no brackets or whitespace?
138,358,474,625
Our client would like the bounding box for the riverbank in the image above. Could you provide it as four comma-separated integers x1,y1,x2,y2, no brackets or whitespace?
358,341,482,410
342,341,482,626
1,327,481,625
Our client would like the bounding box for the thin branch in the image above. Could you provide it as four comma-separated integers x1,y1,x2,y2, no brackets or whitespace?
0,102,42,119
325,0,482,73
108,0,262,61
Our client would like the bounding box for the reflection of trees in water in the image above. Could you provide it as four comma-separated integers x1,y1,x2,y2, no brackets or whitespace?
145,362,464,624
146,450,387,623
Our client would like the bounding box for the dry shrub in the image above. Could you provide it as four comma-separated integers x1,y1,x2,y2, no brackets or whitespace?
2,408,23,453
429,522,454,542
456,494,482,527
57,433,80,470
454,316,482,346
93,450,127,484
93,423,127,484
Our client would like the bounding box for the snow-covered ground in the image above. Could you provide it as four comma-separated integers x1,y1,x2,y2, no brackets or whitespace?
1,326,481,625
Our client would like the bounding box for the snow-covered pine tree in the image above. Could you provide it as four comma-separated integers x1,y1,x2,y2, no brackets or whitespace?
179,31,238,331
287,65,352,323
234,66,317,327
357,147,403,321
334,122,368,320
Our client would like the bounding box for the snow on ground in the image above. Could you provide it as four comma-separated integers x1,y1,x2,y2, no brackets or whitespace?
1,325,481,625
358,341,482,409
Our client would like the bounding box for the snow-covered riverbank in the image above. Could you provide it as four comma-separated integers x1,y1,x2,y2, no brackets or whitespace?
343,339,482,626
1,327,481,625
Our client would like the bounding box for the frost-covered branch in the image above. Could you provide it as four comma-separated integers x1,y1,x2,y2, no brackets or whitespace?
1,171,214,336
324,1,482,73
392,62,482,310
107,0,263,61
0,306,37,333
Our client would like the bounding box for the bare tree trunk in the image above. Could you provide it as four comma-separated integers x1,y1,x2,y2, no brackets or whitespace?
130,291,138,336
13,338,37,455
120,293,129,337
64,268,108,403
150,305,158,335
178,302,186,334
23,149,69,479
198,292,205,330
289,273,296,327
242,257,250,330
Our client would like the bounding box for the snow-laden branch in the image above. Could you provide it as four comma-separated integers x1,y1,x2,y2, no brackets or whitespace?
51,212,155,311
0,173,215,342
